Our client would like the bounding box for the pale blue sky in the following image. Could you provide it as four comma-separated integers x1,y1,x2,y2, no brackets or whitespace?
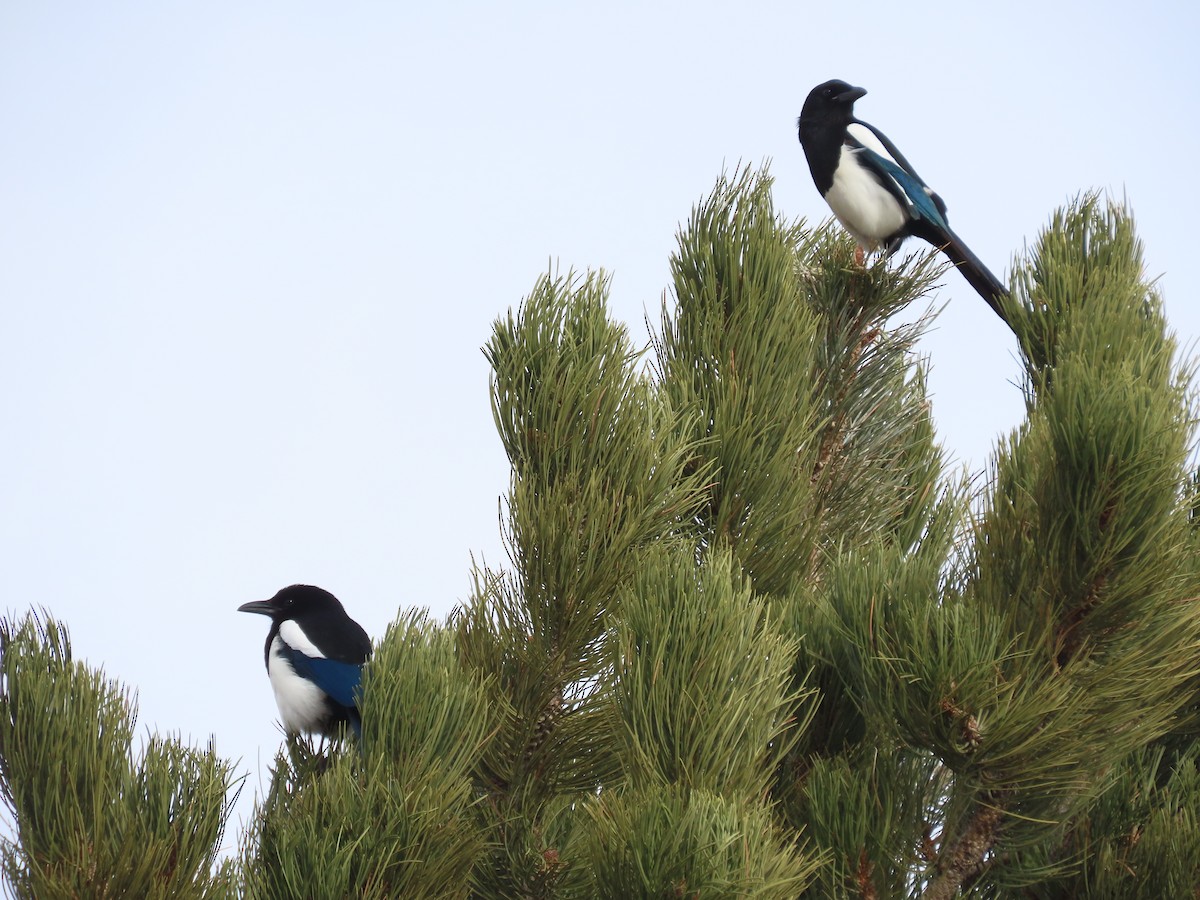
2,2,1196,852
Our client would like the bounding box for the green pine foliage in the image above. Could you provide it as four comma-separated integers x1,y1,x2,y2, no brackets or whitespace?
581,545,821,896
3,170,1199,897
0,612,238,899
950,197,1200,894
458,270,713,897
584,783,812,900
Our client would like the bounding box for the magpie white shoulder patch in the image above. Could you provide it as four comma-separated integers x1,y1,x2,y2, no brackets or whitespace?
845,122,898,165
278,619,326,658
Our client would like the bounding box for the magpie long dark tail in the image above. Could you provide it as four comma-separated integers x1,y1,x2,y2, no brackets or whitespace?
936,226,1009,322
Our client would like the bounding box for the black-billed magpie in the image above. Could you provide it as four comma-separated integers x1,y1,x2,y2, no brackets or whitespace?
238,585,371,738
798,79,1007,319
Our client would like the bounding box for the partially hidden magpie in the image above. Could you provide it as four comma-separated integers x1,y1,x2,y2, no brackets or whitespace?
238,584,371,738
798,79,1008,319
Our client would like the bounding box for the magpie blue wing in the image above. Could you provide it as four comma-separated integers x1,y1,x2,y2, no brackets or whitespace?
851,120,944,201
845,122,949,230
852,118,950,223
284,646,364,709
863,150,949,229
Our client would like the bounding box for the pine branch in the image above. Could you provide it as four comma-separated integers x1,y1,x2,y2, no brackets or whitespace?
925,796,1004,900
0,612,237,900
463,267,712,896
942,195,1200,888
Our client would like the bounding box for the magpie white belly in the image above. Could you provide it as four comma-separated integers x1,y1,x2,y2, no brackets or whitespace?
824,147,907,249
267,635,331,733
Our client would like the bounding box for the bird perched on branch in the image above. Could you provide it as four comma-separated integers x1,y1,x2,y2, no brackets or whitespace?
798,79,1008,319
239,584,371,738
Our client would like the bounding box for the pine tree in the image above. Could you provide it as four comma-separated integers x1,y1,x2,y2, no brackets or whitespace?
2,169,1198,897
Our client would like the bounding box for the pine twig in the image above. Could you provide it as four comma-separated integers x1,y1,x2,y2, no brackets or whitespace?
924,799,1004,900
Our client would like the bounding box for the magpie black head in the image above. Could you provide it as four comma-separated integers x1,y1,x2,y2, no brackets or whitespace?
238,584,347,622
239,583,371,668
799,79,867,128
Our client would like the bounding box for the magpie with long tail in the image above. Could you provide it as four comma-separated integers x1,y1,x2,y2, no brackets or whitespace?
798,79,1008,319
239,584,371,738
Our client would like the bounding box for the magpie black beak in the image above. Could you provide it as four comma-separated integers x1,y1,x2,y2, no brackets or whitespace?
238,600,276,616
837,85,867,103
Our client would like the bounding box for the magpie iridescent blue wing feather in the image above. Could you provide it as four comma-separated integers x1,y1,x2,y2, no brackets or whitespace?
851,119,947,215
844,123,948,230
286,650,363,710
856,146,949,229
